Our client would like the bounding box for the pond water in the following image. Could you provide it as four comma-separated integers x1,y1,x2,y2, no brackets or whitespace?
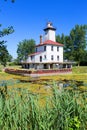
19,78,85,88
58,79,84,88
0,78,87,93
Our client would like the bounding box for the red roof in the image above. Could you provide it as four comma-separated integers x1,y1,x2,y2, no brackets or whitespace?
29,52,42,56
36,40,64,47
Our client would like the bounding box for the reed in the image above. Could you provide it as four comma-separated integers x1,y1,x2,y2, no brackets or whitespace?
0,85,87,130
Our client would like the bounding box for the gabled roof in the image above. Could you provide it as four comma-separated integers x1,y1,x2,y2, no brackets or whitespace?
36,40,64,47
28,52,42,56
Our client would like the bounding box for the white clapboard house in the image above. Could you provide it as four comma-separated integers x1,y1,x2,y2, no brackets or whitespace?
22,22,72,69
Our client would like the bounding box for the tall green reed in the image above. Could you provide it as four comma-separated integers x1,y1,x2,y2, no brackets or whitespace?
0,85,87,130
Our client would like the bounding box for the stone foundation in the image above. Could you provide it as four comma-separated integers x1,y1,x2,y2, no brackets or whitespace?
5,68,72,77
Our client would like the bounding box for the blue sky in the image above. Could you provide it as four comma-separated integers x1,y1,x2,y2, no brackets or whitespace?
0,0,87,58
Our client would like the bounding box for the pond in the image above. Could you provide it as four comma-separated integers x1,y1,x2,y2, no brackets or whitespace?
18,77,87,91
0,77,87,95
58,79,84,88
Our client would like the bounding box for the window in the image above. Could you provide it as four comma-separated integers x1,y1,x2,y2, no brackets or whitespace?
51,46,53,51
44,55,46,59
40,56,42,62
31,56,34,61
51,55,54,60
31,56,33,60
57,56,59,61
57,47,59,51
44,46,46,51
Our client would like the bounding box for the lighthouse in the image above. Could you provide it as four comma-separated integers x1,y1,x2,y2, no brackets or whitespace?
44,22,56,42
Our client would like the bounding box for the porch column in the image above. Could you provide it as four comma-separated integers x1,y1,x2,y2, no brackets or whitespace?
48,64,50,69
66,64,68,68
37,64,39,69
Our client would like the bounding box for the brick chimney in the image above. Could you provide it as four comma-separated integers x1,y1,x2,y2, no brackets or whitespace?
40,35,43,44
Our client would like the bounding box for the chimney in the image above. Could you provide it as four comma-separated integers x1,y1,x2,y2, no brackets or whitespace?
40,35,43,44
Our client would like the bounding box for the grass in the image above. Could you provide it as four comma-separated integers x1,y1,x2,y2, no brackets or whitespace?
72,66,87,73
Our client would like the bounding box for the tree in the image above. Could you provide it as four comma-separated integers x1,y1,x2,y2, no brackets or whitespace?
69,25,87,65
80,50,87,65
0,26,14,66
64,35,74,61
56,34,61,43
0,1,14,66
59,25,87,65
7,54,13,62
17,39,36,62
0,45,8,66
56,33,65,44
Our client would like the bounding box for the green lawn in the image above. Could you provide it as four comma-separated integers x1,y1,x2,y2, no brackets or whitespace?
72,66,87,73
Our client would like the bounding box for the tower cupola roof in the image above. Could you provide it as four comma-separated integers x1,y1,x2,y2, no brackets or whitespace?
44,22,56,31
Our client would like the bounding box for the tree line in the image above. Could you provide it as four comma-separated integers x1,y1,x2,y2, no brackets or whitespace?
56,25,87,66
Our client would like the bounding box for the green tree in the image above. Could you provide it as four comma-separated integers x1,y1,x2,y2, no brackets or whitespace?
56,33,65,44
0,0,14,66
70,25,87,65
62,25,87,65
0,45,9,66
61,33,65,44
0,26,14,66
80,50,87,65
64,35,73,61
56,34,61,43
7,54,13,62
17,39,36,62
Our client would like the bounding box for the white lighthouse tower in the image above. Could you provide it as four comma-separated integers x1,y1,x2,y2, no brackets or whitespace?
44,22,56,42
